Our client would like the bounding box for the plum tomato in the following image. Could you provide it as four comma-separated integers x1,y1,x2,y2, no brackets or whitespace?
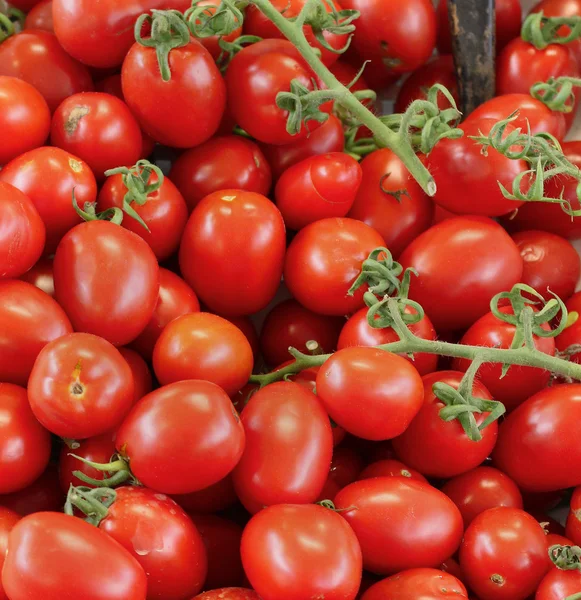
358,459,427,483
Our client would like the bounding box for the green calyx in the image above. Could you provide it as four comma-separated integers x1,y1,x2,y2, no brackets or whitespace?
521,11,581,50
217,34,262,70
549,545,581,571
186,0,246,39
0,12,14,43
64,486,117,527
72,189,125,227
531,76,581,114
69,453,136,488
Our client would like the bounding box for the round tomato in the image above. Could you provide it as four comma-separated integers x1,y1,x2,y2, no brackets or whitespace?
536,566,581,600
24,0,54,32
459,507,550,600
358,459,427,483
171,475,238,514
116,380,245,494
399,216,523,331
241,503,362,600
118,347,152,405
0,465,64,516
193,591,259,600
19,257,54,296
0,507,20,600
179,189,286,317
53,220,159,346
566,485,581,544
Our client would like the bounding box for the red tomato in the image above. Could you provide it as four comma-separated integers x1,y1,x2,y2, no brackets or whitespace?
0,30,93,112
171,475,238,514
51,92,142,180
358,459,427,483
226,316,260,363
193,591,259,600
0,384,51,495
179,189,286,317
116,380,245,494
316,347,424,440
441,467,523,529
170,136,272,213
0,76,50,165
260,299,344,367
0,465,64,516
0,146,97,254
361,568,468,600
399,217,523,332
122,36,225,148
53,220,159,346
8,0,43,9
118,347,152,405
327,445,364,488
0,507,20,600
241,503,362,600
153,312,253,396
226,39,326,145
335,477,463,574
459,507,550,600
347,148,434,258
556,291,581,362
19,257,54,296
566,485,581,544
24,0,54,32
536,566,581,600
0,280,72,386
493,383,581,491
392,371,498,478
233,381,333,513
284,217,385,316
2,512,147,600
337,305,438,375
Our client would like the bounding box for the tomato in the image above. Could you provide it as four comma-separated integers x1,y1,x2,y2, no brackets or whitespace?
326,445,364,488
566,486,581,544
0,146,97,254
0,280,72,386
459,507,550,600
0,465,64,516
51,92,142,180
122,36,225,148
118,347,152,405
116,380,245,494
2,512,147,600
335,477,463,574
361,568,468,600
189,0,242,60
0,508,20,600
347,148,434,258
226,39,326,145
171,475,238,514
19,257,54,296
226,316,260,363
24,0,54,32
0,30,93,112
193,590,259,600
52,0,191,68
170,136,272,213
153,312,253,396
399,216,523,332
8,0,43,9
337,305,438,375
233,381,333,513
358,459,427,483
493,383,581,491
241,503,362,600
536,566,581,600
452,307,555,412
179,190,286,317
556,292,581,362
53,220,159,346
190,514,244,590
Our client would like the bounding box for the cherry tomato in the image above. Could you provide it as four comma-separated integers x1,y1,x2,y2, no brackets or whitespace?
0,465,64,516
2,512,147,600
358,458,427,483
0,280,72,386
335,477,463,574
233,381,333,513
566,486,581,544
179,189,286,317
53,220,159,346
459,507,550,600
556,292,581,362
116,380,245,494
118,347,152,405
0,507,20,600
0,146,97,254
193,591,259,600
241,503,362,600
170,136,272,213
0,30,93,112
24,0,54,32
171,475,238,514
347,148,434,258
493,383,581,491
19,257,54,296
399,216,523,332
536,566,581,600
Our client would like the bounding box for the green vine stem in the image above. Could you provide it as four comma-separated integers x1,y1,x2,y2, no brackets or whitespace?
0,12,14,42
69,454,135,488
64,486,117,527
549,544,581,571
531,76,581,113
521,11,581,50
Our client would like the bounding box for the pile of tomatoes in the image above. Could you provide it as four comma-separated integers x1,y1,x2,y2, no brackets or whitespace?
3,0,581,598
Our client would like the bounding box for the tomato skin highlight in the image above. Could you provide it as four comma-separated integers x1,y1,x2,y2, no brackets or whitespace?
24,0,54,32
18,257,54,297
536,567,581,600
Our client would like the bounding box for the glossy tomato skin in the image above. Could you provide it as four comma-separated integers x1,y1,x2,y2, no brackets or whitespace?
399,216,523,332
0,280,72,386
0,507,20,600
28,332,135,439
361,568,468,600
170,136,272,213
536,567,581,600
54,220,159,346
2,512,147,600
0,30,93,112
566,485,581,544
335,477,463,575
241,503,362,600
347,148,434,258
153,312,253,396
24,0,54,32
459,507,550,600
337,305,438,375
51,92,142,180
19,257,54,296
0,183,45,279
493,384,581,491
179,189,286,317
233,381,333,513
0,146,97,254
99,486,207,600
0,384,51,495
358,458,427,483
122,39,225,148
193,591,259,600
118,347,153,405
116,380,245,494
392,371,498,478
98,169,188,261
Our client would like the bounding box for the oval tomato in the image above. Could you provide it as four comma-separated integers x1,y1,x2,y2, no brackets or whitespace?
536,566,581,600
358,459,427,483
0,507,20,600
19,257,54,296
